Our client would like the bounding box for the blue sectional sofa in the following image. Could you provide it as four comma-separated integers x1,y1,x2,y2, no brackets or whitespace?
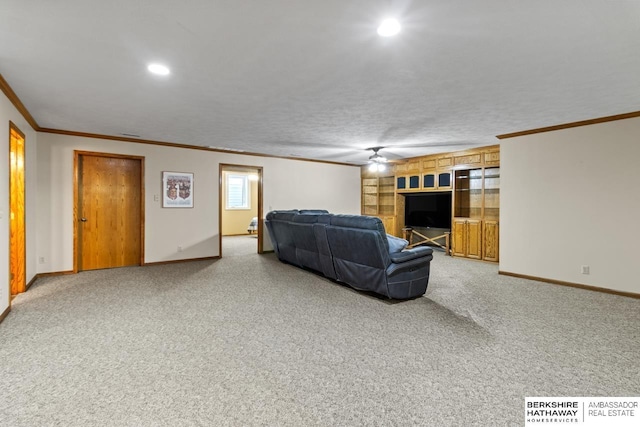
265,210,434,299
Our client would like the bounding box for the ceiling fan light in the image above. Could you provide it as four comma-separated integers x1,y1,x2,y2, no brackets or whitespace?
377,163,386,172
377,18,401,37
147,63,170,76
369,163,379,172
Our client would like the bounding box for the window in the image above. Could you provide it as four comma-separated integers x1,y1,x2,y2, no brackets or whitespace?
226,174,250,209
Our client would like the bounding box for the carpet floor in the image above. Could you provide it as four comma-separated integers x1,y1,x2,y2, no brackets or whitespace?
1,243,638,426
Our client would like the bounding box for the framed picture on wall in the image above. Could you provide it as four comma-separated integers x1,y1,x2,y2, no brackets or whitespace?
162,171,194,208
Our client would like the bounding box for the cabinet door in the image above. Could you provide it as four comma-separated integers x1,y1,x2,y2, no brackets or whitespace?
483,220,499,262
452,219,467,257
423,173,436,189
397,176,406,190
466,219,482,259
438,172,452,189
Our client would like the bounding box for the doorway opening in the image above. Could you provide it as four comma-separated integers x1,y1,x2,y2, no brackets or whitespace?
219,164,263,257
74,151,145,271
9,122,26,295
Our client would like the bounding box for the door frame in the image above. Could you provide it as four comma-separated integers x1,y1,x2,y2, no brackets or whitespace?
218,164,264,256
9,121,26,295
73,151,145,272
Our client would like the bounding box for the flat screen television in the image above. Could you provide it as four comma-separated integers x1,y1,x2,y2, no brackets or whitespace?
404,192,452,229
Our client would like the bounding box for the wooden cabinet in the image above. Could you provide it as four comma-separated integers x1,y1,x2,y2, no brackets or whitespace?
363,145,499,251
452,166,500,261
483,220,499,262
422,172,452,191
452,219,482,259
396,174,420,191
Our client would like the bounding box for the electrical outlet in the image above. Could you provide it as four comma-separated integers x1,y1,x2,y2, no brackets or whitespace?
39,256,45,264
177,246,183,252
581,265,590,275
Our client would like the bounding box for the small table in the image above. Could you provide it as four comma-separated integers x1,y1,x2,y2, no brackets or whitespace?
402,227,451,255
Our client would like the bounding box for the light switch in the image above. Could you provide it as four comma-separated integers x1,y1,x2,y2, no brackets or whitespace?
154,194,159,202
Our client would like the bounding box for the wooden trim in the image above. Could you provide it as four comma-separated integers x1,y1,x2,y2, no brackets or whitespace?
219,167,223,257
26,275,38,290
73,152,79,273
0,74,39,130
496,111,640,139
24,271,75,291
143,256,220,266
74,151,146,272
140,159,146,265
0,305,10,324
9,122,27,295
1,73,356,167
257,168,264,254
35,270,76,277
395,144,500,165
498,270,640,299
219,164,264,256
39,127,357,167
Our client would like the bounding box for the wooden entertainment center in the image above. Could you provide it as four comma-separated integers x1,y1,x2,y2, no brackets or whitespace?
361,144,500,262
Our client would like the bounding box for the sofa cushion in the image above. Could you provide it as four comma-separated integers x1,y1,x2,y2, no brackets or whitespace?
299,209,330,215
387,235,408,253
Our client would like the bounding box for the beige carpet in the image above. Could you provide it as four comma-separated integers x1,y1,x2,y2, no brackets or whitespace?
1,249,638,426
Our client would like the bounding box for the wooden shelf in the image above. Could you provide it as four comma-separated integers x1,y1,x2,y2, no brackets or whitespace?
453,166,500,261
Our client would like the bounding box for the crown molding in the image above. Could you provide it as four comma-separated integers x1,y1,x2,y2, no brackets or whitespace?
0,73,40,130
0,73,356,167
497,110,640,139
38,127,357,167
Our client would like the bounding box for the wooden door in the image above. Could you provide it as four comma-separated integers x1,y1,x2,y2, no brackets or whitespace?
451,219,467,257
467,219,482,259
483,220,499,262
77,153,143,271
9,123,26,295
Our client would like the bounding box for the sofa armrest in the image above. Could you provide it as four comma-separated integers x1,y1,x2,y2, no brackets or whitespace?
389,246,433,263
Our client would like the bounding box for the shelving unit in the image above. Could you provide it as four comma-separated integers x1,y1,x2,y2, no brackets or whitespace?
483,167,500,221
361,145,500,259
361,175,397,235
378,176,395,216
452,166,500,261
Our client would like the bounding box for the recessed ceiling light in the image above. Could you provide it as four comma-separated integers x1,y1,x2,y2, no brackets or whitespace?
147,63,170,76
377,18,401,37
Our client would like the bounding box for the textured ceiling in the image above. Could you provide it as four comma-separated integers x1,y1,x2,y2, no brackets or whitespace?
1,1,640,164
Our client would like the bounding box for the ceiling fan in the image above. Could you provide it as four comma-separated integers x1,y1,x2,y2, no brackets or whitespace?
367,147,389,172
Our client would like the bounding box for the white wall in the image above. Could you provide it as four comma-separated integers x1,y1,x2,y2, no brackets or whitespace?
36,133,361,272
500,116,640,294
0,92,38,315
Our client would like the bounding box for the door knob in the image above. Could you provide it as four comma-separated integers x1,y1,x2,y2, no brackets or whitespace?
80,217,87,222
